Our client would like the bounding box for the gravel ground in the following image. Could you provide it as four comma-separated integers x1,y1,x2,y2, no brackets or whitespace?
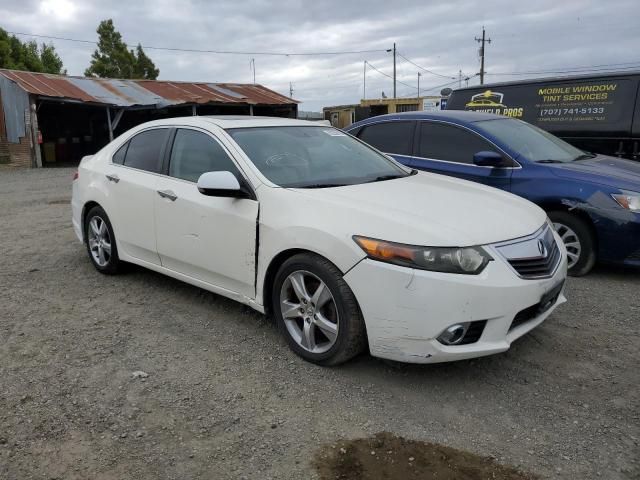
1,167,638,480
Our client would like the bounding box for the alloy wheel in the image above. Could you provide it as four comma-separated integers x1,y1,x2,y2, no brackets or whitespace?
88,216,112,267
553,222,582,269
279,270,339,354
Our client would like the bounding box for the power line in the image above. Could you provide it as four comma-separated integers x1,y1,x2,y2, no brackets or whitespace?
6,31,390,57
365,61,419,92
396,51,456,79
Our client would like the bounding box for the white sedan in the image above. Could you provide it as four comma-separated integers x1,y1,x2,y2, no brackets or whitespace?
72,116,567,365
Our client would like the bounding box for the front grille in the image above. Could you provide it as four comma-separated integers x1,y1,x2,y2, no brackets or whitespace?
510,280,564,331
494,225,562,279
508,241,561,279
510,304,539,331
459,320,487,345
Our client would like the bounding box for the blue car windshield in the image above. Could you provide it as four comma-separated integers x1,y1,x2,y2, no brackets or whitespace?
475,118,586,163
226,126,410,188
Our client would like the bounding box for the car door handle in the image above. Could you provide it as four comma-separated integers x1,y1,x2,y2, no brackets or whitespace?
105,173,120,183
157,189,178,201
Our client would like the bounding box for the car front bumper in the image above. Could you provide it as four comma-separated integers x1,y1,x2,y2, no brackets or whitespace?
343,233,568,364
594,210,640,268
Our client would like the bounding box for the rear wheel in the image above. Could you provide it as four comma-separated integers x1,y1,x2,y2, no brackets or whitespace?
548,211,596,277
84,206,123,274
272,253,366,366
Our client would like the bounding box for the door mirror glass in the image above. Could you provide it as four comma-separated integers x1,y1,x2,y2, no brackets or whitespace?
473,151,504,167
197,171,242,197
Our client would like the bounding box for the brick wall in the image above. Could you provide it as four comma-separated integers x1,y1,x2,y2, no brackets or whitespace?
0,136,33,167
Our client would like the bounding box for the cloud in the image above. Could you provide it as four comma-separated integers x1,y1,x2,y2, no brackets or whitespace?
0,0,637,111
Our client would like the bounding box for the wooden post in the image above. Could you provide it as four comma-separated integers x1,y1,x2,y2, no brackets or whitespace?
106,107,114,142
29,99,42,168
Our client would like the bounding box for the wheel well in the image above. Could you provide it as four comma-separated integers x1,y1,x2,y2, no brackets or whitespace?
81,201,101,242
262,249,309,316
541,202,598,249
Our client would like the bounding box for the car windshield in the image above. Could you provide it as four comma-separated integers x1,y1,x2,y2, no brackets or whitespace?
226,126,410,188
475,118,588,163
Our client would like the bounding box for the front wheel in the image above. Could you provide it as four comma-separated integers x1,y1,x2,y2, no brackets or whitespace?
272,253,367,366
548,211,596,277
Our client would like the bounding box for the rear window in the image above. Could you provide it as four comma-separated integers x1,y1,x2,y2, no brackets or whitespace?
123,129,168,173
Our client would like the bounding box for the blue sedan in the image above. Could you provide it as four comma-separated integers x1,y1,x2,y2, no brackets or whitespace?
346,111,640,276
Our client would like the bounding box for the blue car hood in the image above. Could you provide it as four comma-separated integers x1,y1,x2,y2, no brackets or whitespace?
548,155,640,192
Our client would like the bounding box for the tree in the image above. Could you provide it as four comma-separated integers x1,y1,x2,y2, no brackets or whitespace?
133,44,159,80
85,19,159,80
0,27,65,74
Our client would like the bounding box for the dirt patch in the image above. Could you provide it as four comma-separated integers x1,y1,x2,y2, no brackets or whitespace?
314,432,536,480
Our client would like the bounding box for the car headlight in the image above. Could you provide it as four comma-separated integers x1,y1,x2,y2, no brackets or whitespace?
353,236,492,274
612,191,640,212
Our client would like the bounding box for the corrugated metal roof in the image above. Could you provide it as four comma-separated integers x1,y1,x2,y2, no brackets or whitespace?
0,69,297,107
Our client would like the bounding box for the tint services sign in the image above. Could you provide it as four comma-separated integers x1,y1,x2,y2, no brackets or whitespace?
447,78,638,134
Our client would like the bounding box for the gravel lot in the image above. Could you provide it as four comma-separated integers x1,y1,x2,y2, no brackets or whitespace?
1,167,638,479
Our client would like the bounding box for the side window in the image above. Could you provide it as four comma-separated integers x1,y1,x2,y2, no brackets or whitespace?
123,129,168,173
112,142,128,165
357,121,415,156
418,122,501,164
169,129,240,183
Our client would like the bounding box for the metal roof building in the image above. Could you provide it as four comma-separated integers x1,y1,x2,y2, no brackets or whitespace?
0,69,298,167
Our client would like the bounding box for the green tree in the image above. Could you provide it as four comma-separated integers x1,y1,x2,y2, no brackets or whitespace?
133,44,159,80
85,19,159,79
0,27,65,74
40,44,65,75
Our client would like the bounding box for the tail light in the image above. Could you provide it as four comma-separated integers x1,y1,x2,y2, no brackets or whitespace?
72,171,79,181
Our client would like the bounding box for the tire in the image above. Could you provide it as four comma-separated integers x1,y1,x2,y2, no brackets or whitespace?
272,253,367,366
548,211,596,277
84,206,123,274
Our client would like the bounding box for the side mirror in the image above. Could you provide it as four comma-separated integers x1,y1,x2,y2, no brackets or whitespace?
197,171,245,198
473,151,504,167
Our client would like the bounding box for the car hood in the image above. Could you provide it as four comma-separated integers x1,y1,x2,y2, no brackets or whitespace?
548,155,640,192
283,172,545,247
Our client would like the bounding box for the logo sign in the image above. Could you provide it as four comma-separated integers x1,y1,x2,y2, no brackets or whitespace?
537,239,548,258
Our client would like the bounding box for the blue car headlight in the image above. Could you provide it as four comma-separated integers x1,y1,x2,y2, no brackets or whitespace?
612,191,640,213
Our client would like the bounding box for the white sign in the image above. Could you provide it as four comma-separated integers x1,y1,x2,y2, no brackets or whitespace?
422,99,440,112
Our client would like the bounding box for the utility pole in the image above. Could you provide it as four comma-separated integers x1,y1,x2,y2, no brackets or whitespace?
475,26,491,85
458,70,462,88
250,58,255,84
363,61,366,100
393,42,397,98
289,82,294,98
417,72,421,98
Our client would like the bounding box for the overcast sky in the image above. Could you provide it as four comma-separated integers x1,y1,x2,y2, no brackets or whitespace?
0,0,638,111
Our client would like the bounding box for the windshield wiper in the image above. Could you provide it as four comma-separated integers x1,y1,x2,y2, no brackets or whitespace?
297,183,348,189
573,153,597,161
535,159,564,164
365,170,415,183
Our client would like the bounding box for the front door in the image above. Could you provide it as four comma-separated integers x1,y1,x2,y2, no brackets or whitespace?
410,121,513,192
357,120,416,168
154,127,259,298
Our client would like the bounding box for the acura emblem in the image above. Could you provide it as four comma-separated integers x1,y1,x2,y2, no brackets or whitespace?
537,239,548,257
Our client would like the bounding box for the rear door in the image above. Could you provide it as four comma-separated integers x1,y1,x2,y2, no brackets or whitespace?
356,121,416,167
411,121,514,191
107,127,170,265
154,127,259,298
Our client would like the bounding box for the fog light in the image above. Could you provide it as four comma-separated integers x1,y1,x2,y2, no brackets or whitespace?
437,322,470,345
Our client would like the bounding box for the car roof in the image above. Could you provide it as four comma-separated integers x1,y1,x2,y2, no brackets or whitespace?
133,115,318,129
348,110,505,128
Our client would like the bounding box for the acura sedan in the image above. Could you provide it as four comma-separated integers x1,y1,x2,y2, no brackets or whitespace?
72,116,567,365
